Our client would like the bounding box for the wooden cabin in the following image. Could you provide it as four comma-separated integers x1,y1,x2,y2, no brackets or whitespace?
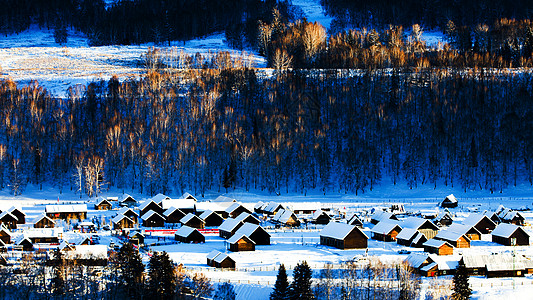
261,202,284,215
129,231,145,245
0,225,11,244
405,253,458,277
141,210,166,227
151,193,171,206
400,217,440,239
139,200,164,216
447,223,481,241
116,207,138,224
112,214,135,230
233,223,270,245
434,213,453,227
371,220,402,242
461,254,532,277
207,250,221,266
235,212,260,225
163,207,186,224
440,194,458,208
396,228,420,246
423,239,454,255
272,209,301,227
175,226,205,243
0,211,18,229
94,198,112,210
434,230,471,248
499,210,526,226
463,214,496,234
347,214,364,227
8,207,25,224
227,234,255,252
411,232,428,248
320,222,368,249
219,219,244,239
199,210,224,227
119,194,137,208
25,228,63,244
15,236,34,251
161,198,197,215
180,213,205,229
311,210,331,225
492,223,530,246
181,192,198,201
32,214,55,228
212,252,236,269
45,204,87,222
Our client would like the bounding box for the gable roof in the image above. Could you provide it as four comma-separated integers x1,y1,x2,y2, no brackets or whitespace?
180,213,204,224
272,209,299,223
228,233,256,245
111,214,134,224
141,210,165,221
0,211,17,221
462,253,527,271
120,194,136,202
423,239,452,248
8,206,25,216
263,202,283,213
161,198,196,210
207,250,221,260
117,207,138,217
163,207,185,218
175,225,201,238
447,223,481,236
400,217,439,231
181,192,197,201
371,210,396,222
435,229,470,242
213,252,233,264
463,214,496,227
235,212,260,224
213,195,237,203
412,232,427,244
151,193,170,204
312,210,330,220
321,222,368,240
32,214,55,225
405,252,430,268
491,223,527,238
234,223,269,238
129,231,145,238
95,197,112,206
371,220,402,235
219,218,243,232
199,210,219,220
225,202,246,214
138,200,159,211
395,227,419,241
442,194,457,203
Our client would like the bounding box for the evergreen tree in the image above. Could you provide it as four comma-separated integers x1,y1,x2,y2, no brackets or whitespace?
289,261,315,300
213,282,236,300
270,264,290,300
452,265,472,300
117,243,145,297
147,251,176,299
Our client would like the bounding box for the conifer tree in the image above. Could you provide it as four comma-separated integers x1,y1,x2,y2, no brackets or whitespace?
452,265,472,300
117,243,145,297
51,248,65,296
147,251,176,299
289,261,315,300
270,264,290,300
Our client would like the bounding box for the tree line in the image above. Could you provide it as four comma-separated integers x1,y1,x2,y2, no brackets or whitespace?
1,60,533,196
259,15,533,69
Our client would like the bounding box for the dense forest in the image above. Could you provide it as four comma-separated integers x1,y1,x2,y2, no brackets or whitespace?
0,61,532,197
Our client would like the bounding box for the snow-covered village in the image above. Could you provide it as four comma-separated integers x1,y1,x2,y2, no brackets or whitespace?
2,0,533,299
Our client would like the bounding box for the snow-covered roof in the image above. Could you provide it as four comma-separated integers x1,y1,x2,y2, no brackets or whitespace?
435,229,469,242
161,198,196,210
180,192,197,201
395,227,419,241
120,194,135,202
420,262,437,272
427,254,460,270
7,206,25,216
94,197,111,206
0,225,11,236
141,210,165,221
111,214,133,224
175,225,201,238
463,214,495,227
32,214,55,225
234,223,268,238
371,220,402,235
0,211,17,221
491,223,526,238
412,232,427,244
225,202,244,214
347,213,362,225
163,207,184,217
405,252,429,268
207,250,221,260
311,210,330,220
399,217,438,230
129,231,145,238
66,235,91,245
462,254,526,271
447,223,480,236
196,201,234,212
180,213,203,224
442,194,457,203
218,218,243,232
213,195,236,203
213,252,233,264
263,202,283,213
320,222,368,240
45,204,87,213
228,233,255,245
423,239,451,248
151,193,170,204
371,210,395,222
199,210,217,220
235,212,260,224
254,201,265,210
117,207,138,216
500,210,524,222
138,200,160,211
273,209,299,223
15,235,32,245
